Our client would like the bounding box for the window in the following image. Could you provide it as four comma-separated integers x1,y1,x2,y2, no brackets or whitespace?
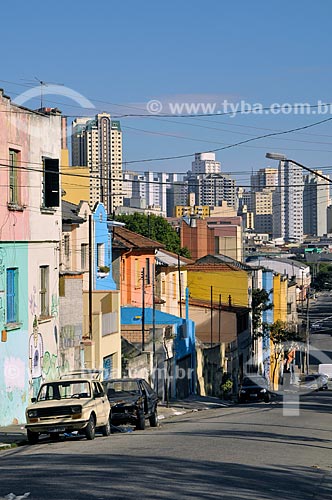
173,274,177,300
6,268,18,323
40,266,49,317
135,259,140,287
9,149,19,205
97,243,104,268
43,158,60,208
81,244,88,270
121,258,126,282
145,258,150,285
64,235,70,259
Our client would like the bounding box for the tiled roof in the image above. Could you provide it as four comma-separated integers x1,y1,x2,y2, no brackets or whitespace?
187,254,252,272
113,226,165,250
189,298,250,314
156,249,194,267
62,200,85,224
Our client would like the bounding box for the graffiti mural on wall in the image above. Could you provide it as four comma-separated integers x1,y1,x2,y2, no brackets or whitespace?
28,316,60,398
28,316,44,399
51,294,59,317
29,286,38,317
0,249,6,324
43,351,59,380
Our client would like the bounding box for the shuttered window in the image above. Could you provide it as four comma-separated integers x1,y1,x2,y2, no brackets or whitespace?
6,268,18,323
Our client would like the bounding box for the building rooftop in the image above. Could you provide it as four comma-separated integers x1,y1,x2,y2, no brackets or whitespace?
187,254,252,272
156,249,194,267
62,200,85,224
113,226,165,251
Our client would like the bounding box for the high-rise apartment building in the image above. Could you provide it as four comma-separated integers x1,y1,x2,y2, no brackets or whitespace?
272,160,304,242
192,152,221,174
72,113,123,213
187,172,236,208
122,170,178,215
252,189,273,235
251,167,278,192
303,171,330,236
250,167,278,235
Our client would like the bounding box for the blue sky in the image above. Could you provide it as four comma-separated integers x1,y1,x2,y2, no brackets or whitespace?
2,0,332,185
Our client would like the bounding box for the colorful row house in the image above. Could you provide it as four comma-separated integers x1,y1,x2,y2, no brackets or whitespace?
0,90,62,425
60,200,121,380
112,227,196,399
186,254,253,396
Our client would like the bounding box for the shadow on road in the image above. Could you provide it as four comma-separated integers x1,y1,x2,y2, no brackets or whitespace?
0,451,331,500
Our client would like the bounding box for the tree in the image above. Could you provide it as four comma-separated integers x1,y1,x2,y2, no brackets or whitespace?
267,320,302,389
116,213,191,257
252,289,272,338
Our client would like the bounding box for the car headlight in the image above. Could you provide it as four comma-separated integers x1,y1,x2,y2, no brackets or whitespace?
28,410,38,418
240,389,247,394
71,405,82,414
260,388,267,393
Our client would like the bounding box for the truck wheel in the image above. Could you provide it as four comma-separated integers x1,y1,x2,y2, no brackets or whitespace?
136,412,145,430
85,414,96,440
101,416,111,436
149,408,158,427
27,429,39,445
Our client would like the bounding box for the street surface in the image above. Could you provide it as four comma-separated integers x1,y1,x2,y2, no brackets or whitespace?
308,292,332,368
0,393,331,500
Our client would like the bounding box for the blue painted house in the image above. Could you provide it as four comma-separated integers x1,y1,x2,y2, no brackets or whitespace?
93,203,116,291
121,305,196,400
262,269,273,380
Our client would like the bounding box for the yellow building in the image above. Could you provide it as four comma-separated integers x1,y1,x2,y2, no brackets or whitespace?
174,205,210,218
83,290,122,379
62,165,90,205
186,255,252,308
270,274,288,389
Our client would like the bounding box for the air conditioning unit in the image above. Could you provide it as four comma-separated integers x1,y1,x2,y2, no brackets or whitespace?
164,325,176,339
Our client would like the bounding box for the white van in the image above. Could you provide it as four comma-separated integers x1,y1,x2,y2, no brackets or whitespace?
318,364,332,380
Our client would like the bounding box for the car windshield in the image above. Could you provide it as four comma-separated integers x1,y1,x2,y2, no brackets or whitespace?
242,376,267,388
105,380,139,395
37,381,91,401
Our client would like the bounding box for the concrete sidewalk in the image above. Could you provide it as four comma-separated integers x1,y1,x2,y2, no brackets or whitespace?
0,424,27,450
158,395,233,421
0,395,232,449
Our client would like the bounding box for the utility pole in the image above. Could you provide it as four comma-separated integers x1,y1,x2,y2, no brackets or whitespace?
210,286,213,347
305,288,310,374
301,271,304,315
218,294,222,344
141,270,145,352
152,263,156,390
178,254,183,318
88,214,93,340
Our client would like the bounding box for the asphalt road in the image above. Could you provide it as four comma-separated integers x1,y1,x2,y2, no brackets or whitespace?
0,394,331,500
308,292,332,368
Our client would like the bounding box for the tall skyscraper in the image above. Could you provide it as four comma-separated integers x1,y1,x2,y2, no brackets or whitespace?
192,152,221,174
72,113,123,213
250,167,278,235
187,172,236,208
272,160,304,242
251,167,278,192
303,171,330,236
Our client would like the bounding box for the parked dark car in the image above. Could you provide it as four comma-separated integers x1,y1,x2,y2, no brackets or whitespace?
299,374,329,391
239,375,270,403
103,378,158,430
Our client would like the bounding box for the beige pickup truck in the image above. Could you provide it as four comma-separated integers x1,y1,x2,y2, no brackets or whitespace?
25,377,111,444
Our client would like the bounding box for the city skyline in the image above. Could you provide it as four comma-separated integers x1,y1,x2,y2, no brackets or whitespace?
2,1,332,183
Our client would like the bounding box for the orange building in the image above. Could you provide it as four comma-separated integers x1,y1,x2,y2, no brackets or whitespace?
112,227,164,307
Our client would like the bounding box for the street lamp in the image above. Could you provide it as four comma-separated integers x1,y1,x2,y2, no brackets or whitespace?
266,152,331,375
265,153,332,185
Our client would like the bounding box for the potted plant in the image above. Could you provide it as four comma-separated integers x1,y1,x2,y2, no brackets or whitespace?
97,265,110,277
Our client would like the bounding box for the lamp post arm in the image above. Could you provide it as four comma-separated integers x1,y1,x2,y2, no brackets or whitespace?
288,159,332,185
